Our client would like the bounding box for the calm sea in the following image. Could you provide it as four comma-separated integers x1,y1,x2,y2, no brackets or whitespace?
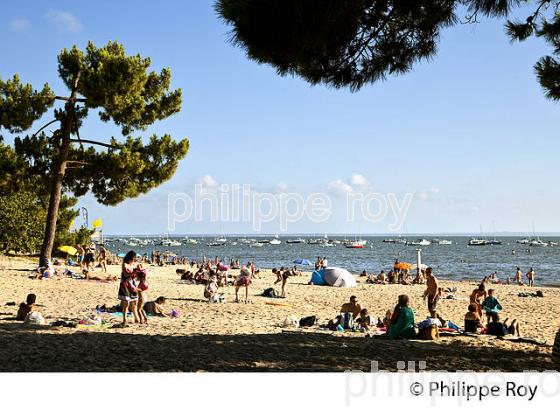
105,236,560,287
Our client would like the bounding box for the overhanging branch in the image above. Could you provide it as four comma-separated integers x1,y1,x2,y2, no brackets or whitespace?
69,138,121,149
32,118,60,138
55,96,87,103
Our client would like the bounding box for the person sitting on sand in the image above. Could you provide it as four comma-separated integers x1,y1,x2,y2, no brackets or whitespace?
490,271,501,284
482,289,503,324
341,296,362,321
234,264,252,303
470,284,487,317
388,270,396,284
464,304,483,334
291,265,300,276
486,313,521,337
356,309,375,331
526,268,536,287
143,297,169,317
16,294,38,321
328,296,362,330
388,295,416,340
205,276,226,303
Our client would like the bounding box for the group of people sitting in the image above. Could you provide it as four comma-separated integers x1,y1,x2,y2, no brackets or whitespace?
466,283,522,336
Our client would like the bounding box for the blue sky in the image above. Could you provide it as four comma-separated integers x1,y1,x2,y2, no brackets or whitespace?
1,1,559,235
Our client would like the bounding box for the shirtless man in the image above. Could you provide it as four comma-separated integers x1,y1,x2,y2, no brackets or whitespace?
515,267,523,286
526,268,536,287
424,267,439,317
341,296,362,320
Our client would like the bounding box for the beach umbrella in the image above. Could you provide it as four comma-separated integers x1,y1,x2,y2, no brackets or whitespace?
58,245,78,256
293,259,313,266
395,262,412,271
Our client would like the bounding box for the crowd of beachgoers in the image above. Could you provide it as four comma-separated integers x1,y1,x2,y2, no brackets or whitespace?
13,242,549,345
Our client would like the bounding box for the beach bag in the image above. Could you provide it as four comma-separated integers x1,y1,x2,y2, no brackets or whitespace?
263,288,277,298
299,316,317,328
419,325,439,341
341,313,353,330
24,312,45,326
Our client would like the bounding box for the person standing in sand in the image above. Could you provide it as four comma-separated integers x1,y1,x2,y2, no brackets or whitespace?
526,268,536,287
515,267,523,286
136,267,149,324
118,251,140,327
98,245,107,274
234,263,252,303
424,267,439,317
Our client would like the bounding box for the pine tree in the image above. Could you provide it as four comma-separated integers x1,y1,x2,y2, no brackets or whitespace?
0,41,189,265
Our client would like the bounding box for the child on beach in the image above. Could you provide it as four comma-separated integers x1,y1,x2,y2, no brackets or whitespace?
136,267,149,324
16,294,37,321
144,297,169,317
356,309,374,331
205,276,226,303
234,264,252,303
464,304,482,333
482,289,503,324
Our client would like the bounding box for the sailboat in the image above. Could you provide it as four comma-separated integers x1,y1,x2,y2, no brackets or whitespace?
529,222,548,247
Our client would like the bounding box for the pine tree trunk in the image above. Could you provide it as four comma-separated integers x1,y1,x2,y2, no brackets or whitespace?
39,73,80,267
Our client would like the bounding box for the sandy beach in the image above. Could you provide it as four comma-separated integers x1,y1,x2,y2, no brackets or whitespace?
0,255,558,372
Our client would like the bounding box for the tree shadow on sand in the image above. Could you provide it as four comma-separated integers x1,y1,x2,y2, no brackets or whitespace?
0,323,557,372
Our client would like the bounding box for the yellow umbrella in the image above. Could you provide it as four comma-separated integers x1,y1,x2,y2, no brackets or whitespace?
92,218,103,229
58,245,78,256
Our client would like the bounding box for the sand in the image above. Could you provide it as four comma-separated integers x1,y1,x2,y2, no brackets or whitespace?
0,255,558,372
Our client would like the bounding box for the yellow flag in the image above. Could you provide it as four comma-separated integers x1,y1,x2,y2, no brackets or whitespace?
92,218,103,229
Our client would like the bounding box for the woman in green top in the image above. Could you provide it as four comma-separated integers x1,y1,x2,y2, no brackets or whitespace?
388,295,416,340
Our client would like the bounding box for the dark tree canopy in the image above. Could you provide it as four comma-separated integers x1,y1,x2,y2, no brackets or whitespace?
216,0,560,100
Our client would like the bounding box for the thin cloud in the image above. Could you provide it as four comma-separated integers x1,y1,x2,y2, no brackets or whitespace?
45,11,83,33
9,18,30,31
